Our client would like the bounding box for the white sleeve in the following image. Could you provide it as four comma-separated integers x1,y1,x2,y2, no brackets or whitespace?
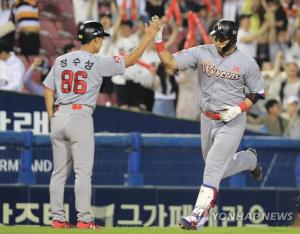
2,62,24,91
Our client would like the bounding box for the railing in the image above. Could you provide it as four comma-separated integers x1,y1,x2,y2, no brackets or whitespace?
0,131,300,187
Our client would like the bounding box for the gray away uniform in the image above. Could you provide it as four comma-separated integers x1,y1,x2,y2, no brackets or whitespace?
43,51,125,222
174,44,264,189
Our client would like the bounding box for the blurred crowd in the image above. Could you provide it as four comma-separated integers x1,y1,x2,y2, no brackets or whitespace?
0,0,300,138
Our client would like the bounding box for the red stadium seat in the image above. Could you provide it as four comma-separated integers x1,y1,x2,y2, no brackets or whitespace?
40,32,57,55
40,20,57,36
48,55,57,65
17,55,29,69
31,71,41,83
38,0,77,55
57,0,74,15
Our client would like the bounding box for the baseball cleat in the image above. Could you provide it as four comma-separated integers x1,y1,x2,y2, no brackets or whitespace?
51,220,72,228
76,220,101,229
178,216,197,230
247,148,263,181
252,165,263,181
178,215,208,230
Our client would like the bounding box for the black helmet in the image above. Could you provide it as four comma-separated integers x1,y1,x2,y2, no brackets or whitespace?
210,19,238,53
78,21,110,44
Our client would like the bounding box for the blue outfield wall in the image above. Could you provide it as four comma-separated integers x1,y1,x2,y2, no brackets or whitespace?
0,90,263,135
1,131,300,188
0,185,299,227
0,90,198,134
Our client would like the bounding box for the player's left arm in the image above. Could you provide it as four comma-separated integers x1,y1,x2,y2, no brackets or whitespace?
239,91,265,111
221,61,265,122
243,61,265,106
239,61,265,109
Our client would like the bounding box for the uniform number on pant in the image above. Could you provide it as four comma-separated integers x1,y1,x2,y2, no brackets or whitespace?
61,70,87,94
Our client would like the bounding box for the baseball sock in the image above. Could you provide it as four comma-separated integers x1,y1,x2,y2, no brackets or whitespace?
191,184,218,222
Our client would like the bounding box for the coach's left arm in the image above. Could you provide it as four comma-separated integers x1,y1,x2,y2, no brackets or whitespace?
124,16,160,67
44,87,55,120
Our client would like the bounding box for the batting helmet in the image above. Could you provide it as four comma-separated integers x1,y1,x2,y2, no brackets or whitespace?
78,21,110,44
210,19,238,53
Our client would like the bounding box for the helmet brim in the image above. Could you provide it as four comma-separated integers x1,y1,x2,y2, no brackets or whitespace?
210,30,231,41
210,30,217,36
93,31,110,38
102,32,110,37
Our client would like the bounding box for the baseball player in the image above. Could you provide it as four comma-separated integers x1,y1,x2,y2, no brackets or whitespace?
154,19,265,230
43,18,160,229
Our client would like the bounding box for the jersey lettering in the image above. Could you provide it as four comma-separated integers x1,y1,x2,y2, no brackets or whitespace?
73,70,87,94
201,63,241,80
61,70,73,93
61,70,87,94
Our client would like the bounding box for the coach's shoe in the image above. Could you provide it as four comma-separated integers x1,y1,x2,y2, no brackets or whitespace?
178,215,208,230
51,220,72,228
248,148,263,181
76,220,101,229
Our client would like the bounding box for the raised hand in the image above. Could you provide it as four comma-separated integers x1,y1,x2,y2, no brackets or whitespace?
31,57,43,70
145,15,161,39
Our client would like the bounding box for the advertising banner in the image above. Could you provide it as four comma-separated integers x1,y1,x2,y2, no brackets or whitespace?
0,186,298,227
